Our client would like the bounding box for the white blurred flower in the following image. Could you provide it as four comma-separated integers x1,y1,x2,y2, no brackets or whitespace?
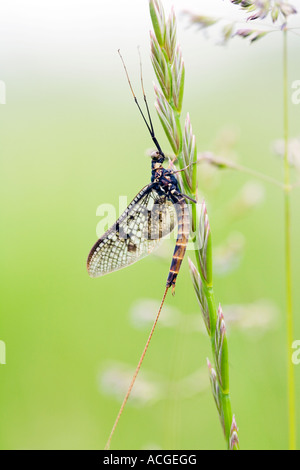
130,299,182,329
273,137,300,170
214,232,245,276
99,362,165,406
223,299,279,335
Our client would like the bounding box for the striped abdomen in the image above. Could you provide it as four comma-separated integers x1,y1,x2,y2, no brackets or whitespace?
166,197,190,291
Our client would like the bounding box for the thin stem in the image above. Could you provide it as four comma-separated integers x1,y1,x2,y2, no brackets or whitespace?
289,30,300,38
283,29,296,451
197,154,285,189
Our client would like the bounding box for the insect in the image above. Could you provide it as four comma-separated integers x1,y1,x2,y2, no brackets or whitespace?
87,152,194,292
87,51,196,449
87,53,196,294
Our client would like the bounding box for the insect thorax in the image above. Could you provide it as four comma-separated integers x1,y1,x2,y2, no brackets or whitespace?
151,167,179,200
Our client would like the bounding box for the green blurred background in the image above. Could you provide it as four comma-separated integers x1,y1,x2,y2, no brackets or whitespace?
0,0,300,450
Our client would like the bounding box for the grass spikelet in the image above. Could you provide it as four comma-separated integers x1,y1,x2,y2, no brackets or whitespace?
149,0,238,450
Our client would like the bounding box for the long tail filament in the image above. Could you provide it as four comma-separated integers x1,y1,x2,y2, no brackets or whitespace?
104,285,170,450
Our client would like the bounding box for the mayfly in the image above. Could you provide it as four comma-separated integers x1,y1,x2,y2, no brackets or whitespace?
87,51,196,449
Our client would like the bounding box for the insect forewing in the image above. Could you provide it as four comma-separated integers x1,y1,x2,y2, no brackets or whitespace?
87,184,177,278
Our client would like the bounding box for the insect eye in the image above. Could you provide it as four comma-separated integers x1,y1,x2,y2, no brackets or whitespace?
150,151,160,160
151,151,165,163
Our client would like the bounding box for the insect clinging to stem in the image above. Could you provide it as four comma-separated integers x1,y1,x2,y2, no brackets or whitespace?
87,49,197,449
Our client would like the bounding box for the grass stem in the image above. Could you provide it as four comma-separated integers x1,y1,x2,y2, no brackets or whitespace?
197,154,285,189
283,29,296,451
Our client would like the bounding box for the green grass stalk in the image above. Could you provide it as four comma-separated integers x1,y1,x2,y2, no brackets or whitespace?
283,29,296,450
149,0,238,450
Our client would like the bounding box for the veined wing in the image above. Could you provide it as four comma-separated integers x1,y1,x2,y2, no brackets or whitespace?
87,184,177,278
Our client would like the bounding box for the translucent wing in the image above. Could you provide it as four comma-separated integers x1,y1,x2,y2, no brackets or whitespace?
87,184,177,278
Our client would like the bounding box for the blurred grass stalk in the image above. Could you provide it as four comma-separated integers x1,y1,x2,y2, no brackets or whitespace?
149,0,238,450
283,29,296,451
184,0,298,448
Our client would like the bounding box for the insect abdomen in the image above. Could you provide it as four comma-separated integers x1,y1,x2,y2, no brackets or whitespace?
166,198,189,291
